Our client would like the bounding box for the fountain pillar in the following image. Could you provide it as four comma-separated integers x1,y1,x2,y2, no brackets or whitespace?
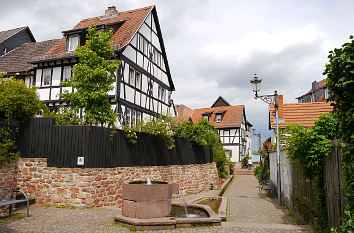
122,181,179,219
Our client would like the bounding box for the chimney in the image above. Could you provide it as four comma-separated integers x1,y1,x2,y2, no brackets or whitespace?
105,6,118,15
312,81,319,91
277,95,284,120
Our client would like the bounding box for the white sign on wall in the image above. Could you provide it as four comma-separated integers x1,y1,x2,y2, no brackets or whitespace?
77,157,84,166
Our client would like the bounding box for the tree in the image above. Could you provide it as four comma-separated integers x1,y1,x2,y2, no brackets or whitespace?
323,35,354,232
0,77,45,122
60,26,121,126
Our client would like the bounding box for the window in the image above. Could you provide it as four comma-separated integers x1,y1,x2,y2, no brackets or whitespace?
148,80,153,95
136,72,141,89
43,68,51,86
129,68,135,85
203,115,209,121
136,112,141,124
125,108,131,127
225,150,232,158
324,88,329,100
63,66,71,82
67,35,80,52
215,114,222,123
132,110,136,127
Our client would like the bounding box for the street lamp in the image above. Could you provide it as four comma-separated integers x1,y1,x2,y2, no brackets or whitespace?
252,128,262,166
250,74,282,205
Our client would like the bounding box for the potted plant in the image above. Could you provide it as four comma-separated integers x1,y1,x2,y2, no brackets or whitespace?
241,154,250,169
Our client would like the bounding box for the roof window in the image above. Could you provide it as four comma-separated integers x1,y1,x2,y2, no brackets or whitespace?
67,34,80,52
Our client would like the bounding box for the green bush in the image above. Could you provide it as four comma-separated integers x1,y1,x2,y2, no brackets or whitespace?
0,127,20,163
0,78,46,122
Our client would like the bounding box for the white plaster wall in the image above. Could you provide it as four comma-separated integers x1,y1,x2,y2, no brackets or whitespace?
269,151,277,185
223,145,239,163
279,151,292,202
269,151,292,202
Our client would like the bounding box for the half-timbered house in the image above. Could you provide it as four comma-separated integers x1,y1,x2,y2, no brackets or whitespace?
30,5,175,126
187,96,252,163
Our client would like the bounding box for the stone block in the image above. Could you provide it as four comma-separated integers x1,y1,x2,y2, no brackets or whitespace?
122,199,137,218
136,200,170,219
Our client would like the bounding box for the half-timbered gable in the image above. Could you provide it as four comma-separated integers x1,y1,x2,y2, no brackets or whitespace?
31,5,175,125
189,97,252,163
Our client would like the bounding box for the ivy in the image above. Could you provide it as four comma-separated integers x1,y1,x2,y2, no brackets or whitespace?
283,113,339,230
126,117,231,178
323,35,354,232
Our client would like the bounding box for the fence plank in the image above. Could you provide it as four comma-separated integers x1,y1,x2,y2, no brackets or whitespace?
3,118,213,168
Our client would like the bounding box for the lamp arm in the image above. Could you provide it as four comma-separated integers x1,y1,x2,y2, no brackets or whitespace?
255,94,276,104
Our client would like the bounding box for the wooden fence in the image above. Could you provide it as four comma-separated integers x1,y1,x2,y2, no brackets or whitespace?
270,142,345,230
1,118,212,168
324,140,345,230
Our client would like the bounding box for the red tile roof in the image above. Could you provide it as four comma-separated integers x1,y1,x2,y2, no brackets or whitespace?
39,6,153,61
269,102,333,128
175,104,193,121
191,105,245,128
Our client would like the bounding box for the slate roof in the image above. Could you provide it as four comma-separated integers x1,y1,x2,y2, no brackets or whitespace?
269,102,333,128
0,39,59,73
39,6,153,61
0,26,35,43
191,105,245,128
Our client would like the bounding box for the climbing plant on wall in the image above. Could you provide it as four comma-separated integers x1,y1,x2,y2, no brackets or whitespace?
323,35,354,232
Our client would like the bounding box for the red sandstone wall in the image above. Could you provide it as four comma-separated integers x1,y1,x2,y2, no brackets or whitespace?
1,158,219,208
0,162,18,188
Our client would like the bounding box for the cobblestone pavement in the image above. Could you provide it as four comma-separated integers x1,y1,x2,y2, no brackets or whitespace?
0,175,311,232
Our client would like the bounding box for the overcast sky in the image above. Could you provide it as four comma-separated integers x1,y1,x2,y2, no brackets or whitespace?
1,0,353,148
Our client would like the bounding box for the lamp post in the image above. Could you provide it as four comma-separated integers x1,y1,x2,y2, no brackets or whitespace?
252,128,262,166
250,74,282,205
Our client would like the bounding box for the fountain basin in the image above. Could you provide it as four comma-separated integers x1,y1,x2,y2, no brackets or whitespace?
122,181,179,219
192,196,227,221
115,204,221,231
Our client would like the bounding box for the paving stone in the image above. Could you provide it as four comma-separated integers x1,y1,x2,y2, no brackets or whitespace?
0,175,312,232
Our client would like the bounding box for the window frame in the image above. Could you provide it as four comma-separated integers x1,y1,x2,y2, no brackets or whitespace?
42,68,52,86
63,66,72,82
67,35,80,52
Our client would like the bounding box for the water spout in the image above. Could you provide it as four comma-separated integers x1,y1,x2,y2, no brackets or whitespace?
146,177,152,185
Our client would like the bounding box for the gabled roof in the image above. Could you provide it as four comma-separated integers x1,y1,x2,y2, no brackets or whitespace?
175,104,193,121
31,5,175,91
296,78,327,99
39,6,153,61
269,102,333,128
0,39,59,74
191,105,245,128
0,26,35,44
211,96,231,107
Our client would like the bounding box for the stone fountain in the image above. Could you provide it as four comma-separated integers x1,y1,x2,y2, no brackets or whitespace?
115,178,222,230
122,179,179,218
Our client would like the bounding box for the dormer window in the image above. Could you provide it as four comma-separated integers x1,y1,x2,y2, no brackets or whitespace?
202,111,213,121
214,110,226,123
67,35,80,52
215,114,222,123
